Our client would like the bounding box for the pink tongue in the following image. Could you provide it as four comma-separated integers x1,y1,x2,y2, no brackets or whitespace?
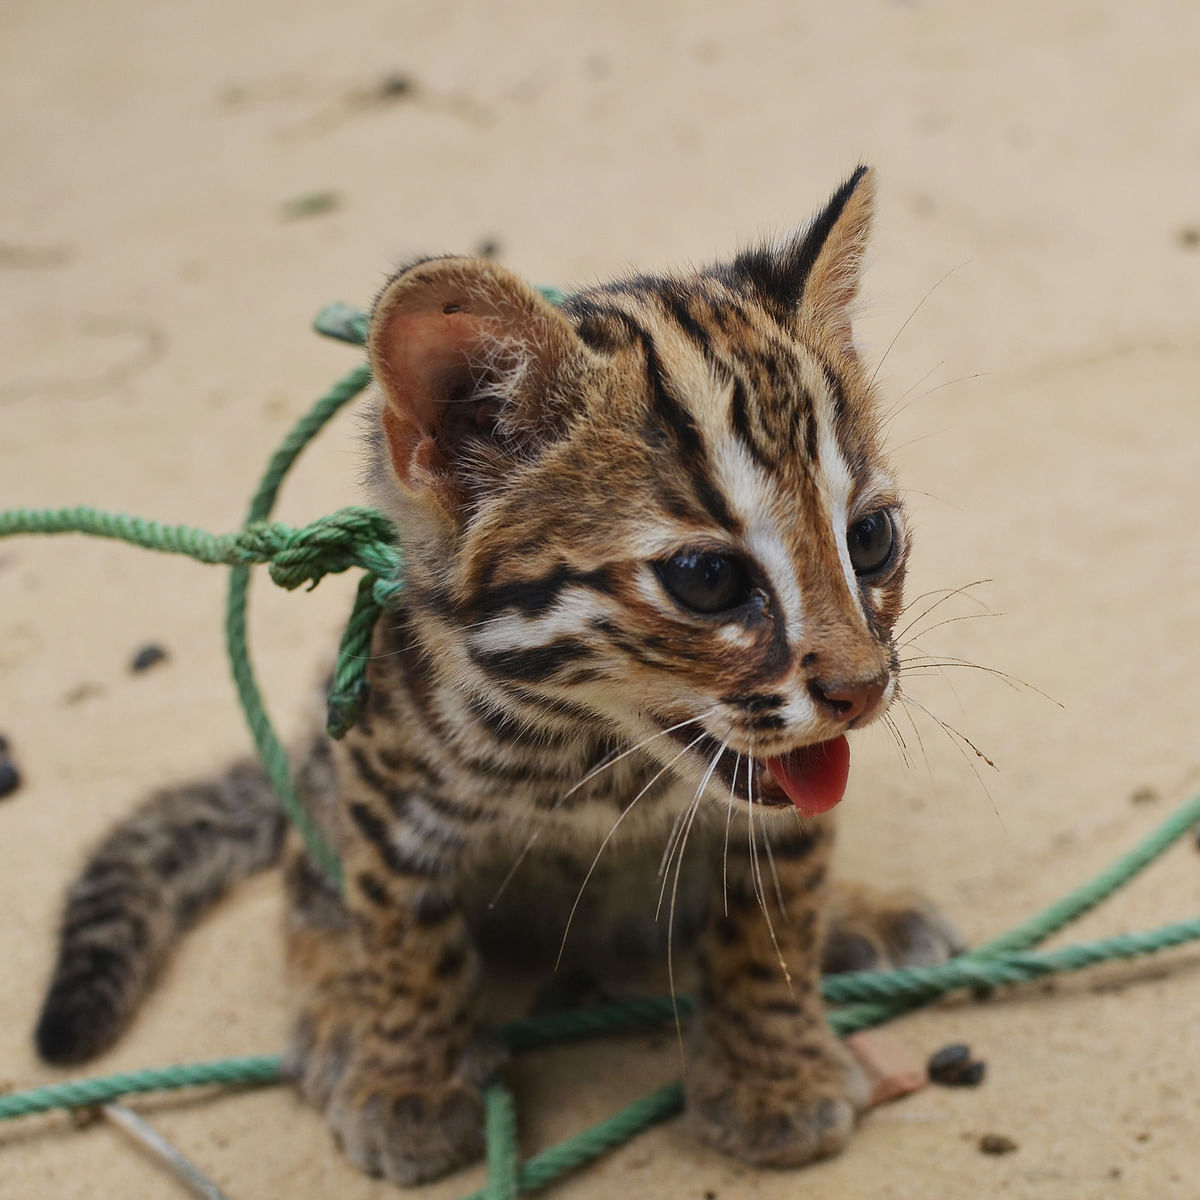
765,736,851,817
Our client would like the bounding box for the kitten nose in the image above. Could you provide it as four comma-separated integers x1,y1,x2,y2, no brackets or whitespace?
808,676,887,725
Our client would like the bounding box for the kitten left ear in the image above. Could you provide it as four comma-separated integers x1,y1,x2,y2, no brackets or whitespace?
732,165,875,352
368,256,583,519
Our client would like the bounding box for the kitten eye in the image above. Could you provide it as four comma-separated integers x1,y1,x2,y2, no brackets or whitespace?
847,510,895,577
655,551,753,614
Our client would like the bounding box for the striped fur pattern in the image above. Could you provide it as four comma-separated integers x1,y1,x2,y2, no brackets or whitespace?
36,168,963,1184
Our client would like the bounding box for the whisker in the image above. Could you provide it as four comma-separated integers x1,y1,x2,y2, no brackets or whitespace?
899,610,1004,642
880,711,913,769
560,707,722,805
895,579,994,643
901,693,997,769
722,754,741,918
666,790,704,1068
899,654,1060,704
747,743,794,994
898,691,1003,827
893,695,937,800
554,729,710,965
493,708,723,907
869,262,969,388
883,358,945,424
761,821,788,921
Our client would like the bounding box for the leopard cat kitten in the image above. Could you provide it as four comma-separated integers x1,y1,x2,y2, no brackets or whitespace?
36,166,963,1184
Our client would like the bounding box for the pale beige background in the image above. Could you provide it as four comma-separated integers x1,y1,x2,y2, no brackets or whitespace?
2,2,1199,1197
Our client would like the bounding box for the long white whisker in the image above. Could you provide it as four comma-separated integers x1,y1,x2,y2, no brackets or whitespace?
489,710,716,908
761,820,787,922
560,707,721,804
722,754,741,918
656,737,726,913
555,729,710,967
666,791,704,1068
747,742,794,994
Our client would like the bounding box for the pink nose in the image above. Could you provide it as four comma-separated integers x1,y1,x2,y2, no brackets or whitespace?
809,676,887,725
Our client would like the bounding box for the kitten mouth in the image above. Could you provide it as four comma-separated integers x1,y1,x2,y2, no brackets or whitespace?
661,724,852,816
754,738,851,816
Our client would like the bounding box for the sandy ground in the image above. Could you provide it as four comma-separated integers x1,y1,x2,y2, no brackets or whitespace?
2,2,1199,1197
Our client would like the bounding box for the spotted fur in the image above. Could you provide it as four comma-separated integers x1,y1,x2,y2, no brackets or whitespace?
36,168,962,1185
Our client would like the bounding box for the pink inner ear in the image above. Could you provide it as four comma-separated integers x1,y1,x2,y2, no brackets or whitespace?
374,304,489,487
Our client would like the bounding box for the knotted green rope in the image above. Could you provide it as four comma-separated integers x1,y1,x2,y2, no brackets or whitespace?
4,299,1200,1198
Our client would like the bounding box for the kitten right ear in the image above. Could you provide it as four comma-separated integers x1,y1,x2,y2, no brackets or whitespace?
730,166,875,353
368,257,582,517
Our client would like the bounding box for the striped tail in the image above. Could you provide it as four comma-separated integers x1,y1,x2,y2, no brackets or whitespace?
35,761,287,1064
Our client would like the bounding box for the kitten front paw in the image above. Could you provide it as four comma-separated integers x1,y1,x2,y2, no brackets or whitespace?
287,1015,504,1184
685,1023,869,1167
326,1072,488,1184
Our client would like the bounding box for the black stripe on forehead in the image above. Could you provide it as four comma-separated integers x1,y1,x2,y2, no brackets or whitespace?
571,301,740,534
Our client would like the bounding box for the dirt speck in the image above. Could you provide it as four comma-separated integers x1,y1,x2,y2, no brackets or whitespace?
280,191,341,221
979,1133,1018,1155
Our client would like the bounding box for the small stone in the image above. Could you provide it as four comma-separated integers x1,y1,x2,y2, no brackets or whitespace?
1130,785,1159,805
475,237,502,260
1178,227,1200,249
978,1133,1017,1155
928,1042,986,1086
956,1060,986,1086
129,643,169,673
379,72,414,99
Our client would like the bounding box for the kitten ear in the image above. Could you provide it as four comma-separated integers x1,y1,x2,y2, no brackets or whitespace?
368,257,581,514
732,165,875,352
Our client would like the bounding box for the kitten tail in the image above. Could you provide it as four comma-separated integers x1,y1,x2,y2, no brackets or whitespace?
35,760,286,1064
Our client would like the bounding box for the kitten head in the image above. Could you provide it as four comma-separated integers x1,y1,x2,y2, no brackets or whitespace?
367,167,906,815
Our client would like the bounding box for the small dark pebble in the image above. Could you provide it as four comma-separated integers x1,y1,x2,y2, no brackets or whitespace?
130,643,169,673
978,1133,1018,1156
379,72,415,99
1130,785,1159,804
928,1042,986,1086
1178,227,1200,249
475,237,501,260
0,758,19,800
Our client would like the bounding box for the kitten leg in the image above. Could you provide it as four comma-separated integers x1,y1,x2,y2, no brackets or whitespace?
687,818,869,1167
281,795,500,1184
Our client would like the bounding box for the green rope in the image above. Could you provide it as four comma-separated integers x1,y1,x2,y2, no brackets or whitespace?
484,1081,520,1200
0,1057,284,1120
5,298,1200,1197
224,361,373,886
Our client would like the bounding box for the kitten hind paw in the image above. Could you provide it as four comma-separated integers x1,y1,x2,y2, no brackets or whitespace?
822,884,965,974
685,1027,869,1167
